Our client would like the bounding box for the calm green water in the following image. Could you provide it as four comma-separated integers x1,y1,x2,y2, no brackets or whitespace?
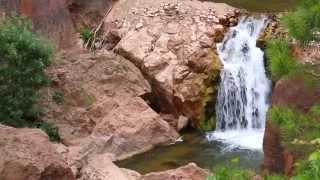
117,130,263,174
209,0,298,12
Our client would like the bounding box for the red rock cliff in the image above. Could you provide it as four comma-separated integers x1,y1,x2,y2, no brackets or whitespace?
0,0,75,48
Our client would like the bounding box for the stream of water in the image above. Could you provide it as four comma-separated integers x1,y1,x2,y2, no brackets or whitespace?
207,17,272,150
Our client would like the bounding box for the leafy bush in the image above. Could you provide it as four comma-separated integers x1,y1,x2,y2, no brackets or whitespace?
293,151,320,180
52,91,64,104
33,121,61,142
0,16,53,127
282,0,320,44
269,106,320,145
80,26,93,45
266,39,298,81
207,166,252,180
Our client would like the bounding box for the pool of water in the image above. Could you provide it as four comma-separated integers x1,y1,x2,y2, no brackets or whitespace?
116,130,263,174
206,0,298,12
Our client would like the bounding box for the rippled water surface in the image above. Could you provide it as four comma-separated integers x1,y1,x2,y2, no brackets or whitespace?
117,130,263,174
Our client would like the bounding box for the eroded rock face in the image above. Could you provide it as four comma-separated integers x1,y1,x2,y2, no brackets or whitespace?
262,121,285,174
0,0,75,48
0,125,75,180
108,0,239,125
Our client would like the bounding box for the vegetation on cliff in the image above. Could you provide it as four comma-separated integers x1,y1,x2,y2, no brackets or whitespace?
266,39,298,81
270,105,320,156
282,0,320,44
0,16,60,141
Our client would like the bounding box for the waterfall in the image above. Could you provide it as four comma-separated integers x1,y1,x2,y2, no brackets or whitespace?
207,17,271,150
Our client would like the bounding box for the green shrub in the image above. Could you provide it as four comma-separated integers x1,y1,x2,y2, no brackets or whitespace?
52,91,64,104
264,175,287,180
293,151,320,180
80,26,93,45
207,166,252,180
33,121,60,142
0,16,53,127
269,106,320,144
282,0,320,44
266,39,298,81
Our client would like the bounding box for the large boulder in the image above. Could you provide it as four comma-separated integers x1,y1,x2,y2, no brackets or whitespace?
0,0,76,48
41,51,179,176
109,0,239,126
42,51,152,144
0,125,75,180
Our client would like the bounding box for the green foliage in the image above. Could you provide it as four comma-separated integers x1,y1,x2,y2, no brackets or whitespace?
80,26,93,45
199,117,215,132
266,39,298,81
264,175,287,180
282,0,320,44
33,121,61,142
269,106,320,143
0,16,53,127
207,167,252,180
200,87,217,132
293,151,320,180
310,104,320,117
52,91,64,104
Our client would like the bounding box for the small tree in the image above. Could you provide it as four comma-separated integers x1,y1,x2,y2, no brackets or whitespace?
0,16,53,127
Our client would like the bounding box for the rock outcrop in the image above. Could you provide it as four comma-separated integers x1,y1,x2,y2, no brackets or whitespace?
0,0,76,48
41,51,179,177
263,76,320,175
103,0,239,126
0,125,75,180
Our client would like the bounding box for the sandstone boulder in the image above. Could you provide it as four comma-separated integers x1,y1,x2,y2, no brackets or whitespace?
109,0,239,125
42,51,152,144
41,51,179,176
66,96,179,175
139,163,209,180
79,154,139,180
0,125,75,180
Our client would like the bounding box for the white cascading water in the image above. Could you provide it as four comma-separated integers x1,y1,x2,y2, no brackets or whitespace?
207,17,271,150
